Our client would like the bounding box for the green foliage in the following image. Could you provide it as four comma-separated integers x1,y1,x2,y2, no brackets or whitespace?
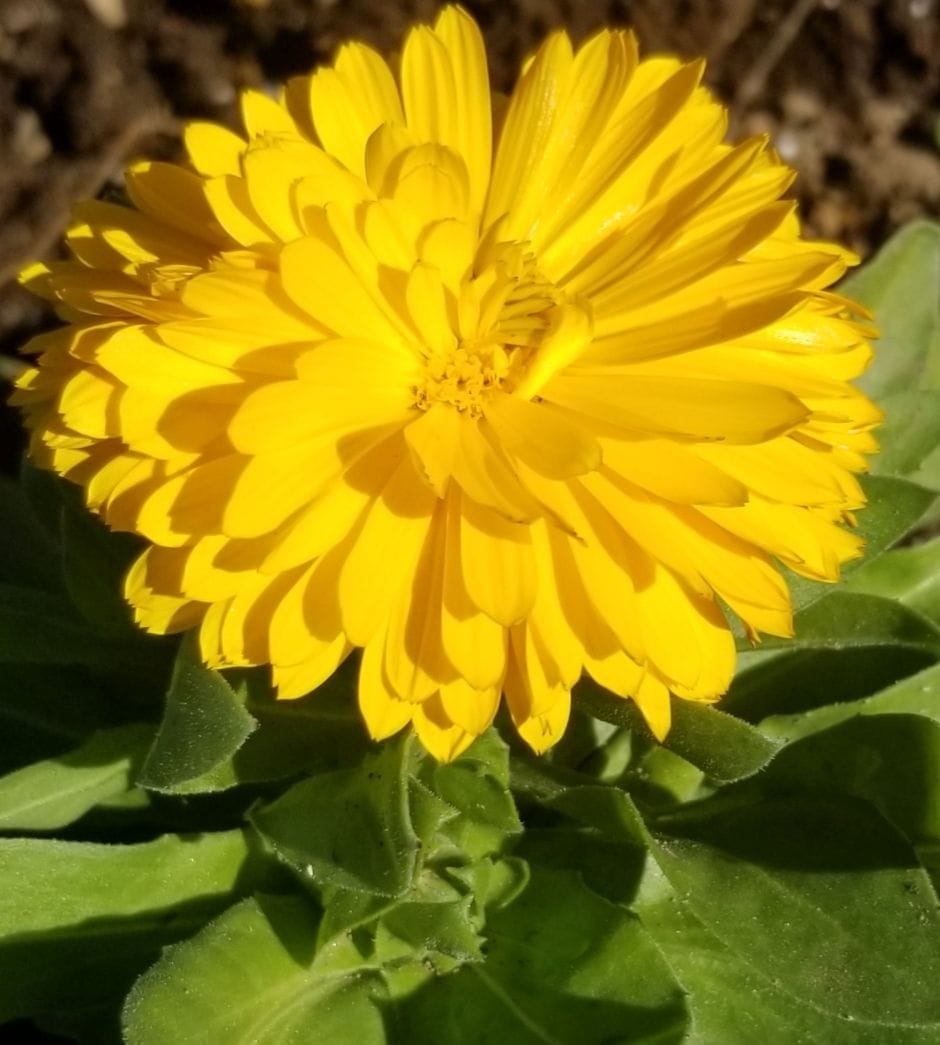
2,221,940,1044
0,832,258,1039
123,896,388,1045
137,638,257,795
0,723,153,831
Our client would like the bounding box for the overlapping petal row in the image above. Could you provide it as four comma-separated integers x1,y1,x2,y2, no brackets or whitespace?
14,6,879,759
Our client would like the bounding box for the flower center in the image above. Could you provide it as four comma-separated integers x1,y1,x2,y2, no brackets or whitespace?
413,239,561,416
413,343,508,417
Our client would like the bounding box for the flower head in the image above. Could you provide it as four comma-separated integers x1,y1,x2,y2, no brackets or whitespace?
14,7,879,760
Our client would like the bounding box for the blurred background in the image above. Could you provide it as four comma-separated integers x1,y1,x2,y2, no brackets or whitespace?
1,0,938,470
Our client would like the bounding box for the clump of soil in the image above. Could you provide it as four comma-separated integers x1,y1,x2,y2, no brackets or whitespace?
1,0,938,468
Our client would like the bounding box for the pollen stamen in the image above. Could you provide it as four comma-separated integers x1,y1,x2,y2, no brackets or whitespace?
414,242,561,413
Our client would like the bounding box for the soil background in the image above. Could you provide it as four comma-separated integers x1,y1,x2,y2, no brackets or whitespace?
1,0,939,472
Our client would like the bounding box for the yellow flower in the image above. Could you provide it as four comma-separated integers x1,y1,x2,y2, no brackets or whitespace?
13,6,879,760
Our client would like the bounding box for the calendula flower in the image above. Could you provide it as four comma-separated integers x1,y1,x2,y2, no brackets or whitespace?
13,6,879,760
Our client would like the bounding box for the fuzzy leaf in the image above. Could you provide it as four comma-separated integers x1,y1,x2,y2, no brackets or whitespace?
390,866,689,1044
787,476,936,612
844,221,940,399
0,831,253,1024
639,871,940,1044
137,638,257,794
578,679,781,783
760,659,940,741
649,796,940,1024
251,732,420,898
0,723,152,831
123,895,387,1045
763,590,940,656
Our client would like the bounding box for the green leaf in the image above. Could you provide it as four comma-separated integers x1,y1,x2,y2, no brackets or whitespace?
123,895,387,1045
639,868,940,1044
516,826,646,906
754,714,940,855
312,864,490,978
577,680,781,784
507,757,652,901
847,533,940,623
760,659,940,741
649,796,940,1024
228,661,371,783
251,732,420,897
137,637,257,794
661,699,781,784
724,645,933,724
736,587,940,734
0,831,254,1025
133,661,372,792
854,475,939,554
787,475,936,612
252,729,526,990
872,389,940,481
843,220,940,399
390,866,689,1045
0,723,153,831
377,889,484,966
415,730,521,860
762,590,940,657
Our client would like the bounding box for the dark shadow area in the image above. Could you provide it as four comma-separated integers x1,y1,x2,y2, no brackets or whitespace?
722,645,934,722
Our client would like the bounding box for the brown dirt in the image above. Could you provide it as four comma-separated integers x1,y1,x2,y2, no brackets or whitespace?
1,0,939,469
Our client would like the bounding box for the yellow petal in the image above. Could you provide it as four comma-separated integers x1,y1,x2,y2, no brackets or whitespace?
545,372,808,444
459,493,536,626
431,6,492,215
260,432,407,576
600,437,747,506
501,30,637,246
228,339,417,455
484,395,601,479
413,693,477,761
68,201,210,271
504,659,571,755
383,508,453,703
538,57,700,264
279,235,413,347
125,162,220,240
241,89,300,139
405,262,457,355
273,635,350,700
509,298,593,400
451,415,543,522
337,453,436,645
485,31,574,233
440,493,508,690
633,672,673,741
185,122,246,177
310,43,403,179
526,524,585,687
359,629,415,740
438,677,500,738
632,560,736,698
584,648,644,699
404,403,458,498
204,175,274,249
